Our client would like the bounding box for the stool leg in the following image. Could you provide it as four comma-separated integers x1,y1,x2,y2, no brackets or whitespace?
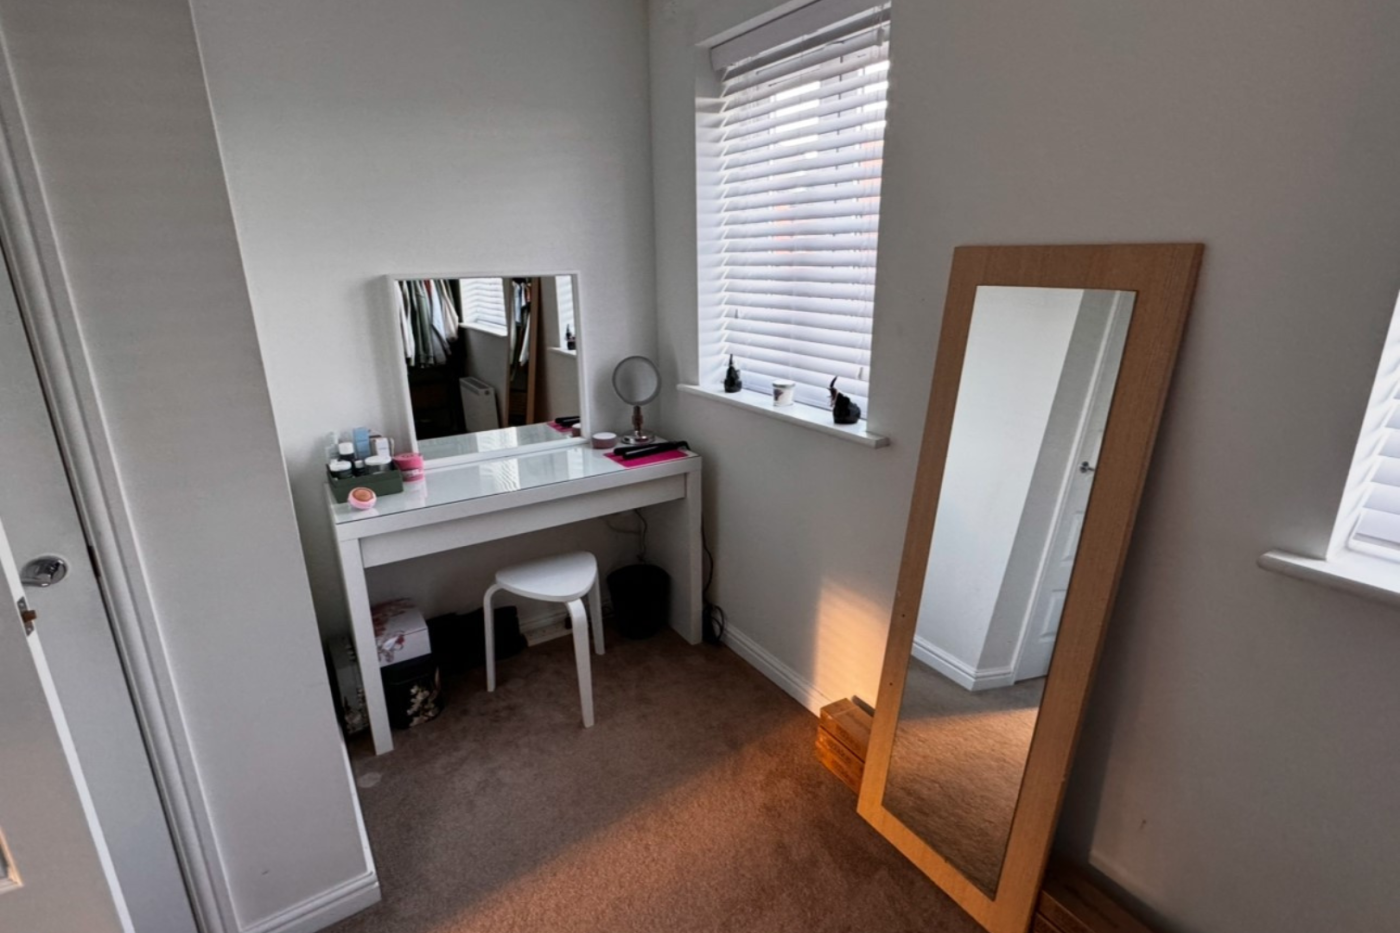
483,584,499,692
588,577,604,656
566,598,594,728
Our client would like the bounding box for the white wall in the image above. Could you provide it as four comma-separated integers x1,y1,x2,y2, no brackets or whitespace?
651,1,1400,931
189,0,657,634
916,288,1080,680
0,0,372,929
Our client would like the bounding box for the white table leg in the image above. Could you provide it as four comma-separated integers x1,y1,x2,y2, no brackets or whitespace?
645,469,703,644
338,538,392,755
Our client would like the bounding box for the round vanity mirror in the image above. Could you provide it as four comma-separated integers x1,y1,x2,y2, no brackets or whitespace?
612,356,660,444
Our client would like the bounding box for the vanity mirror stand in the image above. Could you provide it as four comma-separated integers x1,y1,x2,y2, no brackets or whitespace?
858,245,1203,933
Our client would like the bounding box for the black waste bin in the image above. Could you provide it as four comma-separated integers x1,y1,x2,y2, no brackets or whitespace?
607,563,670,639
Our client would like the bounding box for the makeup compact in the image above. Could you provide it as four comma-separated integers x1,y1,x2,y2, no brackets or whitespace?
348,487,377,510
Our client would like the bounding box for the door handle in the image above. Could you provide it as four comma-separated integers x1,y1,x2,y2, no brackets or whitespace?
20,555,68,588
1079,461,1096,474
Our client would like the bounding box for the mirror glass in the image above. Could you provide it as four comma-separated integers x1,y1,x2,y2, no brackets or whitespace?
884,286,1135,896
395,275,581,463
612,355,661,406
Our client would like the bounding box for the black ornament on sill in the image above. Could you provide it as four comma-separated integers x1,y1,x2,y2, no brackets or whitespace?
829,377,861,425
723,355,743,393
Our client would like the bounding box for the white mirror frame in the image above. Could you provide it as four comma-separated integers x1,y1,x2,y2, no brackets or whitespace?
383,271,591,469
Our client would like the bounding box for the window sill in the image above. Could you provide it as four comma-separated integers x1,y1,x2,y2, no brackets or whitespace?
677,384,889,448
1258,548,1400,609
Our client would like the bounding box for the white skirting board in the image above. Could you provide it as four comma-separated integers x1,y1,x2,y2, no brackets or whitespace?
722,625,832,715
911,634,1016,692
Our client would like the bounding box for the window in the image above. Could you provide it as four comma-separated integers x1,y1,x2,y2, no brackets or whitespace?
700,0,892,415
460,277,508,334
555,276,576,350
1335,293,1400,559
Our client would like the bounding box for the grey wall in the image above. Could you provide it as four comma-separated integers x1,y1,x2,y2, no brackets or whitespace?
190,0,657,637
651,1,1400,931
0,0,371,929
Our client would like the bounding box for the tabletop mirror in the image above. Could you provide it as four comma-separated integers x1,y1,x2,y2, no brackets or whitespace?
858,245,1202,933
388,273,587,468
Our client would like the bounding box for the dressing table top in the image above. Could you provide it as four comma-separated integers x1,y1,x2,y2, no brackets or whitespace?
328,443,699,526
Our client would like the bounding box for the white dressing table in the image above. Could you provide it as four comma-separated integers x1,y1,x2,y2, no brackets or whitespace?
329,444,702,755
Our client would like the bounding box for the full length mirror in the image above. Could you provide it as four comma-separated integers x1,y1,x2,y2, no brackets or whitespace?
858,244,1202,933
884,286,1133,896
391,274,584,465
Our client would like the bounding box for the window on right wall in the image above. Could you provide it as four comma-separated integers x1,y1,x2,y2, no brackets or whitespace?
698,0,893,418
1333,294,1400,560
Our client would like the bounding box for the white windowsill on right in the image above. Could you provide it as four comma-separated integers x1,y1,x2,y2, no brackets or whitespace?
1258,548,1400,609
678,383,889,448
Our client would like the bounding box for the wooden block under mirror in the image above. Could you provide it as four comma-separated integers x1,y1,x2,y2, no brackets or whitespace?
1036,857,1156,933
856,244,1203,933
815,698,872,793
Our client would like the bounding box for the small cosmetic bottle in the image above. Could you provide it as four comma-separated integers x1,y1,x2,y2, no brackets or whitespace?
364,455,391,474
328,460,352,481
337,441,356,462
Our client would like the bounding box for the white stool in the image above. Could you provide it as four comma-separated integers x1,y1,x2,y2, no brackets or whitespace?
483,551,604,727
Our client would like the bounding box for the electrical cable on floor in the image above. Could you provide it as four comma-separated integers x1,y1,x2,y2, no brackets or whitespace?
701,518,726,646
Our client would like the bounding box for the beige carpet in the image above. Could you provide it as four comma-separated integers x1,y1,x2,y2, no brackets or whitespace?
884,659,1044,898
331,628,981,933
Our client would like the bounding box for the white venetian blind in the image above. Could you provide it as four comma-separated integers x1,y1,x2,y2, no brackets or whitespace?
708,2,891,412
460,277,507,333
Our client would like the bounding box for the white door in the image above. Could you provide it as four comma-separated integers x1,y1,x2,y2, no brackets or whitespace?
1014,298,1132,682
0,253,196,931
0,516,126,933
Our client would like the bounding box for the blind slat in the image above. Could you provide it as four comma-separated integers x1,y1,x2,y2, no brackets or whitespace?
719,179,881,214
722,142,885,186
722,233,878,254
722,264,878,286
725,292,874,318
720,197,882,227
727,305,874,333
721,249,877,268
719,277,875,302
722,215,880,240
720,160,883,199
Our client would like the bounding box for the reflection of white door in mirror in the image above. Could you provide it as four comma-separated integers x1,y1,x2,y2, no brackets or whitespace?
1013,292,1133,683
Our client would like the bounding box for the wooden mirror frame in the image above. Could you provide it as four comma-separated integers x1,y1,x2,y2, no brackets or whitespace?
857,244,1203,933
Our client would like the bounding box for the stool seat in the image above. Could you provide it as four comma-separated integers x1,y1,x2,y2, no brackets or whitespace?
494,551,598,602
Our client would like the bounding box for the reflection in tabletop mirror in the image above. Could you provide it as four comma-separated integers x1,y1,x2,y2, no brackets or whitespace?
885,286,1135,897
393,274,581,464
